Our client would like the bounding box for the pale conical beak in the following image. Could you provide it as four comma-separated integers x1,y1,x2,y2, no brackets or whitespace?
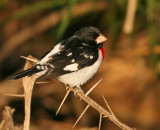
95,34,107,44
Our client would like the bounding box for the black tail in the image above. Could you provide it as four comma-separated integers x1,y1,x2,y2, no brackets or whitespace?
9,66,41,80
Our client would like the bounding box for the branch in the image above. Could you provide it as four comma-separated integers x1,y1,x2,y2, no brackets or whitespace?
73,104,90,128
1,56,39,130
99,114,102,130
56,89,71,115
2,106,15,130
69,87,134,130
22,56,39,130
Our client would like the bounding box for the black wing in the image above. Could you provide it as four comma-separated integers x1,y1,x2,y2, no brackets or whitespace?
44,37,99,77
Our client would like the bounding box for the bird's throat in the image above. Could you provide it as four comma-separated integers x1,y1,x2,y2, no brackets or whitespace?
99,48,105,60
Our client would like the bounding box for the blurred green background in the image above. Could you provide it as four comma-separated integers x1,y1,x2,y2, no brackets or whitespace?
0,0,160,130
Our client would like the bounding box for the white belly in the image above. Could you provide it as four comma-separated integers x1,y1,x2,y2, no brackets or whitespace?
58,50,102,87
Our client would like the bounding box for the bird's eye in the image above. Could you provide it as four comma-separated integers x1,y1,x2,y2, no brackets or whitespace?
89,36,94,40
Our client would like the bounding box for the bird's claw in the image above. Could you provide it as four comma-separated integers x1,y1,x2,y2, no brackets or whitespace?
74,86,83,97
65,86,70,91
65,86,83,97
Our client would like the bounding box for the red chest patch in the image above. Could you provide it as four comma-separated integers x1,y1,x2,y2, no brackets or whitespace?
99,48,105,60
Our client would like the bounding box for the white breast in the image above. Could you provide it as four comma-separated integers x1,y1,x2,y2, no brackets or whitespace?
58,50,103,87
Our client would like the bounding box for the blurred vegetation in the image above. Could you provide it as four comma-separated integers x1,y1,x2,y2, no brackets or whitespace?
0,0,160,130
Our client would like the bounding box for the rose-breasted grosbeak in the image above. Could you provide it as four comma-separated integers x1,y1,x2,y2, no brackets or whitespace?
9,26,107,88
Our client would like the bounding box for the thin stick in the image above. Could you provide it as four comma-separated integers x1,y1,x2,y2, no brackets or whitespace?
0,120,5,129
85,79,102,96
22,56,38,130
99,114,103,130
2,106,15,130
3,94,24,97
102,94,116,119
36,81,50,84
56,90,71,115
72,105,90,129
69,87,134,130
20,56,39,63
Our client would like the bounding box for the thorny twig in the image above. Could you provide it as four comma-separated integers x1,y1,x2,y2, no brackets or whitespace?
72,79,102,127
0,120,5,129
73,105,90,129
85,79,102,96
69,87,134,130
22,56,39,130
56,89,71,115
2,106,15,130
3,94,24,97
102,94,116,118
99,114,102,130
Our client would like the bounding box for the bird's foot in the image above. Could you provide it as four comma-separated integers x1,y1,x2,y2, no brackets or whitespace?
65,86,83,97
65,86,70,91
74,86,83,97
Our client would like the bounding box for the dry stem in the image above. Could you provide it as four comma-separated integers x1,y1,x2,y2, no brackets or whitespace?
22,56,39,130
85,79,102,96
102,94,116,118
56,89,71,115
69,87,134,130
0,120,5,129
73,104,90,128
2,106,15,130
99,114,102,130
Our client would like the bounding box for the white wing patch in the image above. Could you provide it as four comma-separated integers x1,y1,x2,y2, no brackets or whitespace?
63,63,78,71
36,65,41,70
71,59,75,63
67,53,72,56
51,43,62,54
84,55,89,58
80,52,90,59
90,55,93,59
36,65,48,70
39,43,63,64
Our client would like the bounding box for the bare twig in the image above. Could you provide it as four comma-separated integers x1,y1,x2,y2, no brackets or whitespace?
85,79,102,96
0,120,5,129
2,106,15,130
102,94,116,119
22,56,39,130
20,56,39,63
3,94,24,97
99,114,103,130
69,87,134,130
36,81,50,84
56,89,71,115
1,56,39,130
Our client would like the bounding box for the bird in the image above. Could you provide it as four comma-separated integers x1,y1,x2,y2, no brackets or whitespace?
9,26,107,89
